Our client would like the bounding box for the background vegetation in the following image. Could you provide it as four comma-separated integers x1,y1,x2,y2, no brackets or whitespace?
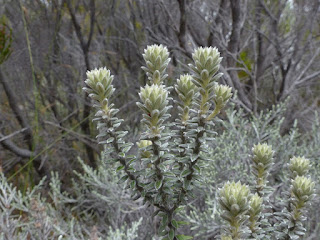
0,0,319,239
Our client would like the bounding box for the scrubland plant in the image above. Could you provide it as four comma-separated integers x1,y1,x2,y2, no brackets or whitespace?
182,101,319,239
0,168,143,240
218,144,315,240
0,44,317,239
83,44,232,239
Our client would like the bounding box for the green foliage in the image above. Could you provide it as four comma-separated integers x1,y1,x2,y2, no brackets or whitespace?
0,17,12,65
236,50,253,79
82,45,318,240
0,104,318,240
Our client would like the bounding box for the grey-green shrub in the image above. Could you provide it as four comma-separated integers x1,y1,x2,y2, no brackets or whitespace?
182,102,319,239
83,45,232,239
0,157,145,240
0,45,318,240
218,144,315,240
83,45,318,240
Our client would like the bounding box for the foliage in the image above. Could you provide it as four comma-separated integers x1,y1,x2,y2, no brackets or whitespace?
0,158,143,240
83,44,232,239
0,44,318,239
1,0,320,189
218,144,315,240
182,101,320,239
0,106,318,239
0,17,12,65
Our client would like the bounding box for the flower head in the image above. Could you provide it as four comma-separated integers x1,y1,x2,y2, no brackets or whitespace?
141,44,170,85
214,84,232,107
83,67,115,117
292,176,314,203
289,156,310,177
219,181,250,217
175,74,197,123
189,47,223,115
137,84,169,136
251,143,274,187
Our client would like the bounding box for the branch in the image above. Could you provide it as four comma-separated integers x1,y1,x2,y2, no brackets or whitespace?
296,70,320,87
65,0,96,167
227,0,241,56
0,69,33,146
258,0,277,22
208,0,228,47
226,0,252,111
177,0,192,58
295,49,320,85
159,0,178,33
65,0,86,49
85,0,95,52
43,120,100,153
0,132,32,158
0,128,28,142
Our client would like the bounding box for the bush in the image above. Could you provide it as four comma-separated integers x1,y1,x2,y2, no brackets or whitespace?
0,45,318,239
183,103,320,239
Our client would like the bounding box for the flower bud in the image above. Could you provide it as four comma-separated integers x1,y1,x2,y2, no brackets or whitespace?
221,235,233,240
290,176,315,222
249,193,263,216
191,47,222,78
214,84,232,107
289,156,310,177
137,84,169,136
141,44,170,85
189,47,223,115
251,143,274,189
248,193,263,232
84,67,115,117
292,176,314,202
252,143,274,165
175,74,197,123
219,181,250,238
137,140,152,158
219,181,250,216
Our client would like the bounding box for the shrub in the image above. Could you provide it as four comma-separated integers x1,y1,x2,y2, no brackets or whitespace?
0,45,317,240
182,102,320,239
83,45,316,240
218,145,315,239
0,162,143,240
83,45,232,239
